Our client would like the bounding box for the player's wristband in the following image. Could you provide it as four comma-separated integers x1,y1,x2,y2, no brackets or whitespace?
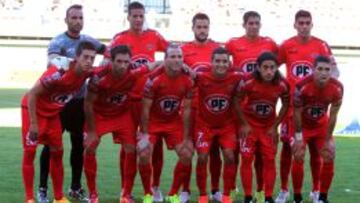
295,132,303,141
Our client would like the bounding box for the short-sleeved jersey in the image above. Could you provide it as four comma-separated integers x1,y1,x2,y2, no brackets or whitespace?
225,36,278,73
294,76,343,129
105,29,168,65
87,64,148,117
106,29,169,99
237,76,290,128
278,36,335,89
21,63,92,117
143,72,193,124
196,71,242,127
181,40,220,70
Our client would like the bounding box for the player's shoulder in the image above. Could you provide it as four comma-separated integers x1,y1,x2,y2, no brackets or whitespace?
144,28,165,38
296,75,314,89
328,77,343,90
278,76,290,90
111,30,130,40
226,36,241,44
261,36,276,43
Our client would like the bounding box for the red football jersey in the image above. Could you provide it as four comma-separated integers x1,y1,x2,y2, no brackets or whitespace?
105,29,169,100
88,64,149,117
143,72,193,124
196,71,242,127
278,36,335,89
225,36,278,73
237,76,290,128
181,40,220,70
294,76,343,129
21,63,91,117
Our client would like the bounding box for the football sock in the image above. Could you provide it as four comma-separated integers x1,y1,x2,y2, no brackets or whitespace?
241,155,254,196
84,152,97,195
50,149,64,200
280,143,292,191
292,160,304,194
122,152,137,196
196,161,207,195
23,149,36,200
138,163,152,195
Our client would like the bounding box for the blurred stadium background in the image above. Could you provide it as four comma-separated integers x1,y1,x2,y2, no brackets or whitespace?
0,0,359,133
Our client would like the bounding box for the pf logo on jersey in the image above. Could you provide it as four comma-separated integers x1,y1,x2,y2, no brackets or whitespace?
241,59,257,73
52,93,73,105
305,105,326,120
159,96,180,114
131,54,151,69
291,61,313,78
107,93,127,105
252,101,273,117
205,95,230,114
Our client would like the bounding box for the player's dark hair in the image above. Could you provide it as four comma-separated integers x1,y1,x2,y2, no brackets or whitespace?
128,1,145,15
192,12,210,27
76,41,96,56
66,4,82,18
295,9,312,21
211,47,229,61
165,43,180,58
243,11,261,24
253,52,282,83
110,45,132,61
314,55,331,67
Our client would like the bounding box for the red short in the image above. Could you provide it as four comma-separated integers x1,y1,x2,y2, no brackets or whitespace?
240,128,277,160
85,110,136,145
21,107,63,149
302,126,328,149
194,118,237,153
148,121,183,150
130,100,142,128
280,110,295,143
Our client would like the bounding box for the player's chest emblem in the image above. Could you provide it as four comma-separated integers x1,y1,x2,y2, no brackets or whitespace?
291,61,313,78
52,93,74,105
205,95,230,114
251,101,273,117
159,96,181,114
107,93,127,105
241,58,257,73
304,105,326,120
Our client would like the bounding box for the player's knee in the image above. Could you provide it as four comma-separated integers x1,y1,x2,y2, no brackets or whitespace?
138,150,151,164
197,153,208,165
223,150,235,164
123,144,136,153
23,148,36,164
84,147,96,155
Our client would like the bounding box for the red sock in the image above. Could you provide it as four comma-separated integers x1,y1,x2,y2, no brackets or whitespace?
264,158,276,197
196,161,208,195
122,152,137,196
50,150,64,200
84,152,97,195
280,143,292,191
209,143,222,192
320,162,334,193
232,147,240,189
152,139,163,187
22,149,36,200
309,143,321,191
120,148,126,189
169,161,191,195
241,155,254,196
223,162,236,196
139,163,152,195
292,160,304,194
254,149,264,192
182,162,192,192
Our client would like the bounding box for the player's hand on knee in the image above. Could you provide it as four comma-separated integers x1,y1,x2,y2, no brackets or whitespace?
83,131,98,149
137,132,151,152
320,139,335,163
291,139,305,162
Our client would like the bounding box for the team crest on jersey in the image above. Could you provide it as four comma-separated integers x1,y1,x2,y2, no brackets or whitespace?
240,58,257,73
107,93,127,105
252,101,273,117
159,96,180,114
52,93,74,105
290,61,313,78
304,105,326,120
205,95,230,114
131,55,151,69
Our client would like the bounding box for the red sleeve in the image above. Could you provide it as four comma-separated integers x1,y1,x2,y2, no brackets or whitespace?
39,66,64,90
224,40,233,55
155,32,169,52
143,77,157,99
293,85,304,108
278,43,286,65
332,81,344,106
131,65,150,79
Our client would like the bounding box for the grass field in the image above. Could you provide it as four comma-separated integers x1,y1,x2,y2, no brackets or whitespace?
1,89,360,202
